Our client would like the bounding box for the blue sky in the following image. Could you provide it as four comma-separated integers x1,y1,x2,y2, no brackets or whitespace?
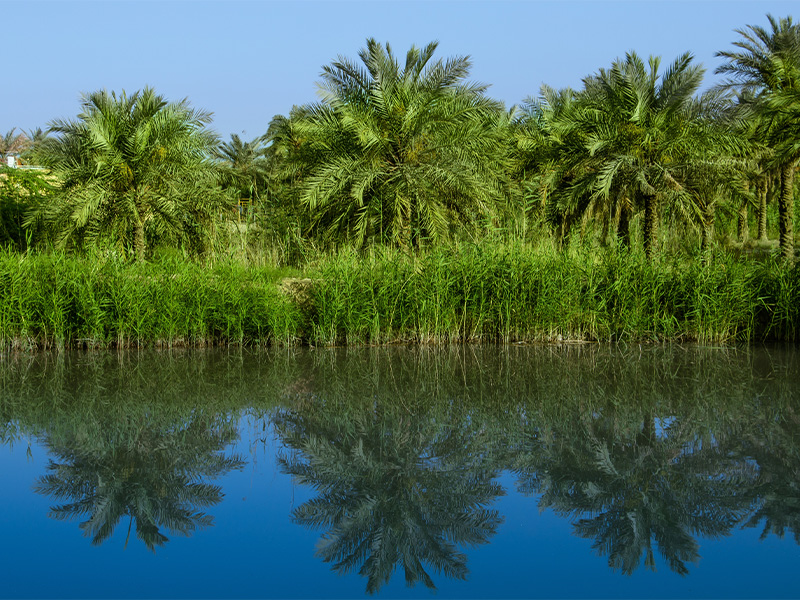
2,0,797,140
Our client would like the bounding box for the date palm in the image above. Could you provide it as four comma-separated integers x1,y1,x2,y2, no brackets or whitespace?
0,128,29,162
283,38,508,248
567,52,705,259
30,88,225,260
20,127,50,165
213,133,270,203
716,14,800,262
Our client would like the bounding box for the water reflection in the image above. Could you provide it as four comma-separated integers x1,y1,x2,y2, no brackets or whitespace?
33,412,246,551
1,346,799,595
267,346,800,588
274,393,505,593
516,410,752,574
0,351,262,551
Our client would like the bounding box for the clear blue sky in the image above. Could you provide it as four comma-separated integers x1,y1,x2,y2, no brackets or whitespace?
2,0,797,140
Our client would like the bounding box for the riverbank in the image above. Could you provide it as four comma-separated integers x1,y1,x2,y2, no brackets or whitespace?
1,243,798,349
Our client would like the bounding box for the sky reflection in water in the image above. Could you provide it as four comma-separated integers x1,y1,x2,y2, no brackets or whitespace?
1,346,798,598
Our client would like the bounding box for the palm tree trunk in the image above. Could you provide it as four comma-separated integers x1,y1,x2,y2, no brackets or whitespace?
779,162,795,263
738,200,748,243
758,177,768,241
134,221,146,262
617,205,631,248
642,193,658,260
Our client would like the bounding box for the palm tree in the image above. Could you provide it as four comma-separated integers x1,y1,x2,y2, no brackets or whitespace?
0,128,29,164
213,133,270,208
674,90,754,257
512,85,610,243
572,52,706,259
715,14,800,262
278,38,509,248
30,88,225,260
20,127,50,165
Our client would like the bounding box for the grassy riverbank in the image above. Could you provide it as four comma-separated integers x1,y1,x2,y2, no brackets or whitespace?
1,242,798,349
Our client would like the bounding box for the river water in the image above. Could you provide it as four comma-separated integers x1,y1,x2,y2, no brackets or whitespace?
1,345,798,598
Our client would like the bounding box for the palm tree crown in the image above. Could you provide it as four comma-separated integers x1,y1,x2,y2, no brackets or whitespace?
32,87,223,260
278,38,509,248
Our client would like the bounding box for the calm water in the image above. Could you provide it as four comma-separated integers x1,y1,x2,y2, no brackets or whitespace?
1,345,798,599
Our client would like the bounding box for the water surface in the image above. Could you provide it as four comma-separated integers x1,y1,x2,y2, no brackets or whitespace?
1,345,798,598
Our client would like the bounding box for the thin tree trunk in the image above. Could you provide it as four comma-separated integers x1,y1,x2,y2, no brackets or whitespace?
738,200,748,243
758,177,769,241
642,193,658,260
779,162,795,263
617,204,631,249
738,180,749,243
134,220,146,262
702,204,715,261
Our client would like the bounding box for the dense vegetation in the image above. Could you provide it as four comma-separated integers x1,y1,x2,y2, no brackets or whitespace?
1,15,799,346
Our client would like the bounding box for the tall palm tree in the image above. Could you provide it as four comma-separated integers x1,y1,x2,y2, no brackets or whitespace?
278,38,509,248
716,14,800,262
512,85,611,242
30,88,225,260
566,52,706,259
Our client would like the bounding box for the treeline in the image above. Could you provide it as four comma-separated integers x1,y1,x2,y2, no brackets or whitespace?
0,14,797,264
1,16,800,346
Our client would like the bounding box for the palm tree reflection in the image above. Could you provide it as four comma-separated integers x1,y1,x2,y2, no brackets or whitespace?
736,406,800,543
274,396,505,594
34,412,245,551
516,407,754,575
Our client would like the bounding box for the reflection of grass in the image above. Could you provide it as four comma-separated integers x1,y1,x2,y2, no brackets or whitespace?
2,345,799,571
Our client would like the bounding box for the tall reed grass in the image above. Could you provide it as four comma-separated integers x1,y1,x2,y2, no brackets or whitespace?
0,250,303,349
308,241,800,345
1,241,798,348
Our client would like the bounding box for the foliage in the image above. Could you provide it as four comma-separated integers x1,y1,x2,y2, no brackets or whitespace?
716,14,800,262
270,39,511,248
29,88,228,260
518,52,716,258
0,250,302,349
0,128,30,161
213,133,271,204
0,166,55,250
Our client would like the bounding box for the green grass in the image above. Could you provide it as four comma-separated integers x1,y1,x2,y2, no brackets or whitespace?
0,250,303,349
308,241,800,345
1,241,799,349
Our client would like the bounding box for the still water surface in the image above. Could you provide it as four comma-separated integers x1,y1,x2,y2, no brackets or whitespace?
1,345,798,598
